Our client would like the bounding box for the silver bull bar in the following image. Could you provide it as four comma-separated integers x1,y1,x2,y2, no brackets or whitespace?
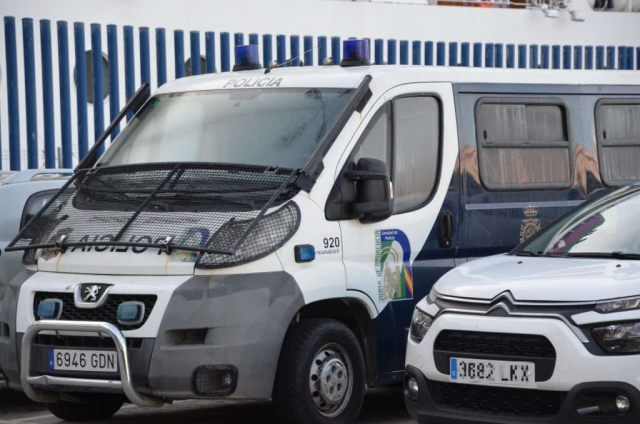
21,320,164,407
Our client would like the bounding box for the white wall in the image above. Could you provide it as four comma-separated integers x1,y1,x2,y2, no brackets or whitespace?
0,0,639,170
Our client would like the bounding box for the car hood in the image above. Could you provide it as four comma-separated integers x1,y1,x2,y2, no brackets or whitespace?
435,254,640,302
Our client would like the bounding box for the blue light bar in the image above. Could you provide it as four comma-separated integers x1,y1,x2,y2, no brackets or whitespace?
341,39,371,67
233,45,262,71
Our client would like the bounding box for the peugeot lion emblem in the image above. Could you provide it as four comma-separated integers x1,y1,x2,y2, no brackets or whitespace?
74,283,113,308
83,285,101,302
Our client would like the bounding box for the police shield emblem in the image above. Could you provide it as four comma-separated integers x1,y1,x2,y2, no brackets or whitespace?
519,206,541,243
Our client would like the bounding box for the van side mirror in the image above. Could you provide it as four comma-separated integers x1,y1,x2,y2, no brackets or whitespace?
346,158,393,223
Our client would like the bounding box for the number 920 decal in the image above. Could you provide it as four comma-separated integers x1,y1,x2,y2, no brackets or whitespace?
317,237,341,256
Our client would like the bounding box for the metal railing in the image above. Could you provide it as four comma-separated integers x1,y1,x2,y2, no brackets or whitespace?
2,16,639,171
21,320,164,407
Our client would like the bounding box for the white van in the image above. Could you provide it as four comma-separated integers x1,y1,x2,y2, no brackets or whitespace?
405,185,640,424
2,42,640,423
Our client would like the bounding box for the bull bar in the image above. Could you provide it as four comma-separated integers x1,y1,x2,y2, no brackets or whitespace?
21,320,164,407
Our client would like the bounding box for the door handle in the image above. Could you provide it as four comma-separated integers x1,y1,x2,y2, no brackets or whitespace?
438,211,454,249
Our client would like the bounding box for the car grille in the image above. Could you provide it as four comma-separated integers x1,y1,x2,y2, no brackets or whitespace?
34,334,143,349
434,330,556,358
33,292,157,331
428,380,567,417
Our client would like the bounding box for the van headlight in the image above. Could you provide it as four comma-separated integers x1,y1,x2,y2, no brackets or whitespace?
592,322,640,354
410,308,433,343
596,297,640,314
197,202,300,269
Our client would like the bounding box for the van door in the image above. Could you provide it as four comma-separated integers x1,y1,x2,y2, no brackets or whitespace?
337,83,459,376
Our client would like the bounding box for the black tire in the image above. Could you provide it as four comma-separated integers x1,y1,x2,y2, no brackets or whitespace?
273,318,366,424
46,399,124,422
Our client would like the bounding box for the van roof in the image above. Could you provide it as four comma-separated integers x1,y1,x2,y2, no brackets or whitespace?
156,65,640,95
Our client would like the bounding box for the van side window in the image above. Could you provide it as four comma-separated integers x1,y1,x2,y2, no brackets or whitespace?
596,101,640,185
349,96,441,215
393,96,441,213
352,103,391,166
476,100,572,190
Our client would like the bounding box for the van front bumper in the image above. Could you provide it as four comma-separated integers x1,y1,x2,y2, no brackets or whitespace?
9,272,305,403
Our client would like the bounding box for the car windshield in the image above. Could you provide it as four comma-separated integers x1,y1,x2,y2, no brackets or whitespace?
515,186,640,258
99,87,354,170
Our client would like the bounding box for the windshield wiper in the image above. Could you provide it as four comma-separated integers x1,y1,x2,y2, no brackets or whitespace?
558,251,640,260
514,251,544,257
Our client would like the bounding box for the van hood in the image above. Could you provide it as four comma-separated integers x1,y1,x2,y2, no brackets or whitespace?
435,254,640,302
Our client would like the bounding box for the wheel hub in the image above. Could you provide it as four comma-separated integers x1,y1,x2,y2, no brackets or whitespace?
319,358,348,404
309,344,354,418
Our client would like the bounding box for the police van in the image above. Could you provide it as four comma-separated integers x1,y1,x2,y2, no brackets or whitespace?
1,41,639,423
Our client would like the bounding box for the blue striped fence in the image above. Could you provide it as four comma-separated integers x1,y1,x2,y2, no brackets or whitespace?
1,16,639,170
22,18,38,169
494,44,503,68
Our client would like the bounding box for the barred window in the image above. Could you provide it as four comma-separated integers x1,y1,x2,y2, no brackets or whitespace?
596,101,640,185
476,101,571,190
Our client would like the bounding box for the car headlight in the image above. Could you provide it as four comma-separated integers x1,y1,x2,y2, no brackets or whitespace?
596,297,640,314
410,308,433,343
427,287,438,305
592,322,640,354
197,202,300,269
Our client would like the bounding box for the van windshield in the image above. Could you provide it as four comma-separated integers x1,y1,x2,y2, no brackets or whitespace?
99,88,354,169
515,187,640,259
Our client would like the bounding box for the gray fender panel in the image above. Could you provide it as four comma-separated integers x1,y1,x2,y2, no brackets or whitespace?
0,269,36,390
147,271,304,400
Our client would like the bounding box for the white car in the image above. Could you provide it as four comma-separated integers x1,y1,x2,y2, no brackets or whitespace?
0,169,71,386
405,185,640,424
0,169,73,288
0,169,71,288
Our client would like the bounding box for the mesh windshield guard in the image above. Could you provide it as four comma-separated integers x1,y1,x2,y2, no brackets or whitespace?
7,163,301,263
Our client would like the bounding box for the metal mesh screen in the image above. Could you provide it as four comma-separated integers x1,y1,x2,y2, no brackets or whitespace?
8,163,301,268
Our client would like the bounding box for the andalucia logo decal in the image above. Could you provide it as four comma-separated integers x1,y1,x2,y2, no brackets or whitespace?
375,229,413,302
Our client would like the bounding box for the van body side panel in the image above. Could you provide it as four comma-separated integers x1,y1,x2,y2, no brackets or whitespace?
453,83,604,261
148,272,304,399
374,159,460,378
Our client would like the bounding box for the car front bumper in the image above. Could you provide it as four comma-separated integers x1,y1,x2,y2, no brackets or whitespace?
405,313,640,423
405,365,640,424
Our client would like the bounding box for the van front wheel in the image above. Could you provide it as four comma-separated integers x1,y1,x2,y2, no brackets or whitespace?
273,318,365,424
